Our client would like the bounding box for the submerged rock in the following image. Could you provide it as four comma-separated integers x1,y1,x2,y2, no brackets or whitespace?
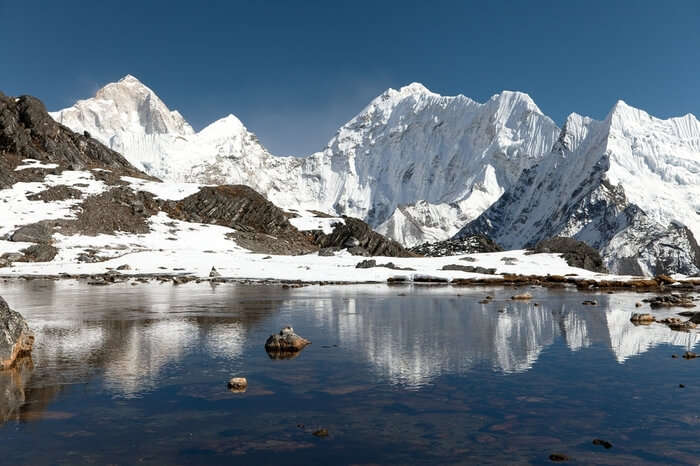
264,327,310,353
592,439,612,449
0,297,34,370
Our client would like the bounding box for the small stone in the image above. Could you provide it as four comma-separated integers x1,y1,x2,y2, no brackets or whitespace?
682,351,697,359
116,264,131,270
228,377,248,391
679,384,685,388
312,428,329,438
549,453,569,462
511,293,532,300
672,354,678,358
635,302,642,308
582,300,597,306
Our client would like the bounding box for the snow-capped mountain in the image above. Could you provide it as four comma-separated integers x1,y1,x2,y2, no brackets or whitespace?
457,102,700,275
308,84,560,241
51,76,560,245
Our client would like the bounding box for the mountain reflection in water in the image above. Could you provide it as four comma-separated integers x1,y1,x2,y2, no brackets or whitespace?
0,282,698,403
0,280,698,465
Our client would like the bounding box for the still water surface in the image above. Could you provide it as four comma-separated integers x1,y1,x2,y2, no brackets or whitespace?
0,280,699,464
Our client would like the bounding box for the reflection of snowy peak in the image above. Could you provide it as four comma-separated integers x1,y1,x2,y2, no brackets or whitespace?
306,292,699,388
458,102,700,275
51,77,559,245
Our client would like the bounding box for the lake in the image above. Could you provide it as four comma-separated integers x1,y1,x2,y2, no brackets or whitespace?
0,280,698,464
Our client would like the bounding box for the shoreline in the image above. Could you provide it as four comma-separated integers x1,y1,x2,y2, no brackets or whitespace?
2,272,698,293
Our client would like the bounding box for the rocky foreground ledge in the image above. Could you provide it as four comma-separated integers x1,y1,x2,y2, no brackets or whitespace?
0,297,34,370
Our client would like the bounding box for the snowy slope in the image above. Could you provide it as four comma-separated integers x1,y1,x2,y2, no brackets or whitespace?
307,85,560,243
51,76,560,245
457,102,700,275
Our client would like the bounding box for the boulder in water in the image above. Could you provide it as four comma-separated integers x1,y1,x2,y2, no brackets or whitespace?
264,327,310,353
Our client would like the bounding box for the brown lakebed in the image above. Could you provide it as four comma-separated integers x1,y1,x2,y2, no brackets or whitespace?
0,280,698,464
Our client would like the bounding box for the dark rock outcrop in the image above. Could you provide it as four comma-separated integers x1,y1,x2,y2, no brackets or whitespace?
169,185,318,255
532,237,607,273
409,235,503,257
26,185,82,202
18,244,58,263
441,264,496,274
0,91,147,187
313,216,414,257
10,222,53,244
0,297,34,370
355,259,414,270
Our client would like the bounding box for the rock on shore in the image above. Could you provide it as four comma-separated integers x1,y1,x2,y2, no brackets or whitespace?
0,297,34,370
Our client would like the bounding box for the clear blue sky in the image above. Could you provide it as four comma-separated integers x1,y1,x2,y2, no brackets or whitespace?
2,0,699,155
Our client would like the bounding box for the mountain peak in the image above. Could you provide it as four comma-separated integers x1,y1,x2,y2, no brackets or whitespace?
196,113,249,142
490,90,542,115
118,74,142,84
398,82,432,95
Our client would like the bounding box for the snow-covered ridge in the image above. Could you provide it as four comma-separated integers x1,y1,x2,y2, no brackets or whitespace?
50,76,561,246
457,99,700,275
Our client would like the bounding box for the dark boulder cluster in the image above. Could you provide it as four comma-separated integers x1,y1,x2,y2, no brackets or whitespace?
355,259,414,270
167,185,318,255
642,294,695,309
441,264,496,275
313,216,414,257
409,235,502,257
531,237,608,273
